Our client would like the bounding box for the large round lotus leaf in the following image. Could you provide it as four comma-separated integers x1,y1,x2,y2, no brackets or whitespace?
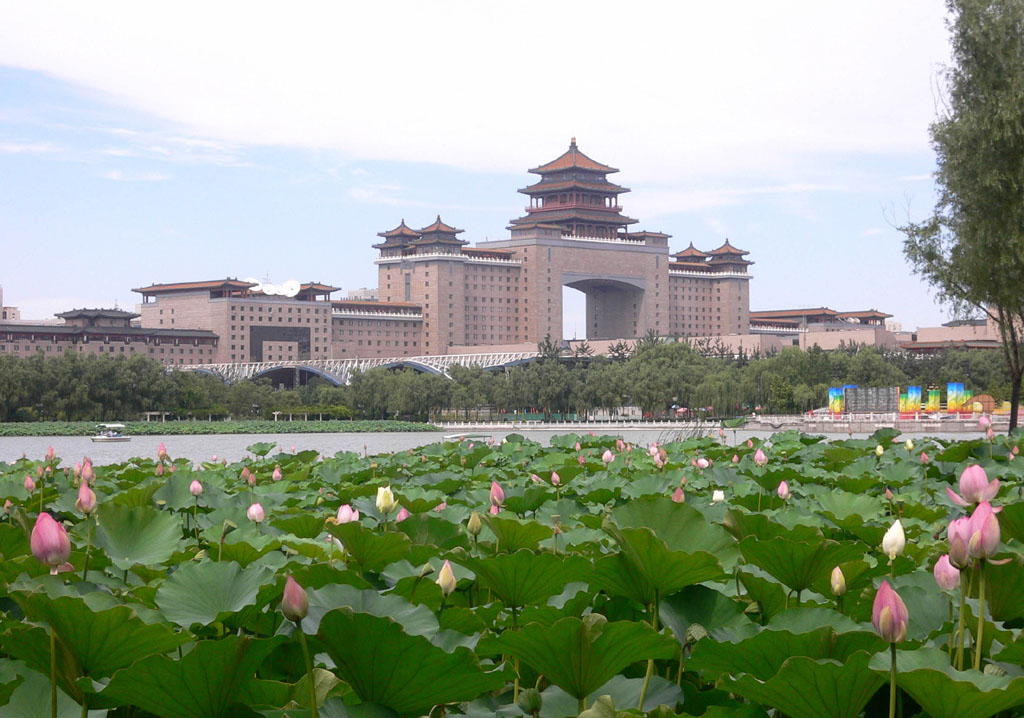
870,647,1024,718
396,514,469,551
316,608,505,715
738,536,865,593
0,667,106,718
326,521,411,573
717,650,885,718
482,515,553,552
92,503,182,570
456,550,591,608
537,675,683,716
155,561,274,627
99,635,284,718
658,585,749,644
483,614,677,700
607,497,739,568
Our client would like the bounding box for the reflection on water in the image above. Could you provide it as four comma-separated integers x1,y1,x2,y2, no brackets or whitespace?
0,427,975,464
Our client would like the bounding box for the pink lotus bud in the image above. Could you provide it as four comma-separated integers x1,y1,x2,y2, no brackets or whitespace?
434,501,447,512
281,575,308,622
921,452,930,464
74,462,82,479
155,462,165,476
3,499,10,514
933,555,960,591
648,443,659,457
885,487,893,501
551,471,560,486
947,464,1000,507
221,458,227,467
732,454,739,463
653,455,663,468
395,506,410,522
987,427,995,440
872,580,909,643
189,480,203,497
75,481,97,515
530,473,543,484
948,516,971,568
272,465,283,481
36,465,44,479
696,457,709,470
615,439,625,452
157,442,169,461
830,566,846,596
1014,446,1020,455
169,464,177,474
437,559,457,596
336,504,359,523
602,449,615,464
578,454,585,465
672,486,685,503
967,501,1000,559
211,455,217,462
24,475,35,493
467,442,474,449
45,446,56,462
747,439,754,448
247,502,265,523
81,462,95,484
489,481,505,506
575,442,581,451
291,444,296,453
31,512,71,569
489,504,499,515
979,415,992,429
754,449,767,467
777,481,791,500
719,428,726,437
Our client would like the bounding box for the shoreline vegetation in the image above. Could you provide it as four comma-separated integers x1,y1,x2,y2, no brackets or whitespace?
0,419,439,437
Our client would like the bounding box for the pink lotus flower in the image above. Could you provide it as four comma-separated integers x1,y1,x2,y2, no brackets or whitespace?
696,457,709,470
578,454,586,465
885,487,893,502
81,462,95,484
45,446,56,462
747,439,754,448
169,465,176,474
395,506,410,522
754,449,767,467
211,455,217,462
672,486,685,503
732,454,739,463
872,580,909,643
247,503,265,523
777,481,791,500
74,462,82,479
979,415,992,429
967,501,1000,559
653,455,663,468
3,499,10,514
1014,446,1020,456
155,462,165,476
530,473,542,484
24,475,35,493
272,465,283,481
648,443,659,457
575,442,581,451
76,481,97,515
946,464,1000,507
189,480,203,497
157,442,169,462
551,471,560,486
433,501,447,512
602,449,615,464
921,452,930,464
948,516,971,568
616,439,625,452
336,504,359,523
31,512,71,570
281,575,308,622
489,481,505,507
933,555,960,590
987,427,996,440
719,428,726,437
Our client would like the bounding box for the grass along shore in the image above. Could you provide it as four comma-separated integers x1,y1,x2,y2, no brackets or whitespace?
0,419,440,437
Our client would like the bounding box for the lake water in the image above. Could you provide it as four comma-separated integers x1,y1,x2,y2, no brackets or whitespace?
0,427,974,464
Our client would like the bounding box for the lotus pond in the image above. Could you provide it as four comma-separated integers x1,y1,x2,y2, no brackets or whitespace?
2,429,1024,718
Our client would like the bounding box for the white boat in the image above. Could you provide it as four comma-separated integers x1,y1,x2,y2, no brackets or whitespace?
91,423,131,442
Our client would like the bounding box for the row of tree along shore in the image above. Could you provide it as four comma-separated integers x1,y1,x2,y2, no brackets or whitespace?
0,341,1014,424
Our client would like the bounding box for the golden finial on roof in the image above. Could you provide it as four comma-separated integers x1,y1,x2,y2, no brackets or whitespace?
570,136,576,146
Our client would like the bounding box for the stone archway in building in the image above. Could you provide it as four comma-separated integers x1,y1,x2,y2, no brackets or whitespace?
562,273,647,341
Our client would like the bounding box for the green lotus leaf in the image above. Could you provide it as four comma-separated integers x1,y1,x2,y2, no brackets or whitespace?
484,614,677,701
658,585,749,644
297,583,440,638
155,560,274,627
91,503,182,570
870,646,1024,718
152,472,202,511
482,514,553,552
717,650,885,718
110,480,162,509
592,530,726,606
607,497,739,568
216,533,283,567
396,514,469,551
1,667,105,718
738,536,865,593
99,635,284,718
316,608,505,715
456,550,590,608
247,442,277,456
326,521,411,573
997,503,1024,544
271,513,325,539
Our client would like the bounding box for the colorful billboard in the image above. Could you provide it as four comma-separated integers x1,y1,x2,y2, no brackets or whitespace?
828,387,844,414
926,388,941,412
947,382,965,413
906,386,922,413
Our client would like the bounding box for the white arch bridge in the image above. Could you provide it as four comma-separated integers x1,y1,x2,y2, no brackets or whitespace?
172,351,541,385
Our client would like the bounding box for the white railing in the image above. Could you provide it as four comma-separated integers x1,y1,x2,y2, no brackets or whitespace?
332,309,423,320
376,252,521,266
669,269,752,279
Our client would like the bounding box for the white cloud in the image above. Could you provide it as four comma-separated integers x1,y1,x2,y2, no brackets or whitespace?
0,2,950,181
0,140,60,154
102,169,170,181
862,227,887,236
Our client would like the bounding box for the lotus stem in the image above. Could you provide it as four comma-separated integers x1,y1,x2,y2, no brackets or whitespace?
578,696,586,713
947,599,954,660
298,629,320,718
638,595,659,710
82,517,92,582
50,624,57,718
193,497,200,542
974,560,986,672
888,643,898,718
81,698,88,718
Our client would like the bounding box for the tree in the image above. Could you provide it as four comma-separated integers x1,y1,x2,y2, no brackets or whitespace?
901,0,1024,430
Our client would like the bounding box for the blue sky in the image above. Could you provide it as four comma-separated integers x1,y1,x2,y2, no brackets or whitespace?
0,2,955,337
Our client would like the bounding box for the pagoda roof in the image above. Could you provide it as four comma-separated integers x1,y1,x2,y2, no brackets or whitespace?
750,308,839,320
837,310,893,320
708,239,749,256
672,243,710,259
377,220,422,239
298,282,340,294
509,208,638,226
669,261,713,272
529,138,618,175
133,278,257,295
56,308,140,321
462,247,515,259
708,254,753,267
519,178,629,195
419,215,463,235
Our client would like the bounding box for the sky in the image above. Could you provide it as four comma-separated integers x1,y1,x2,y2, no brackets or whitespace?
0,1,956,337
